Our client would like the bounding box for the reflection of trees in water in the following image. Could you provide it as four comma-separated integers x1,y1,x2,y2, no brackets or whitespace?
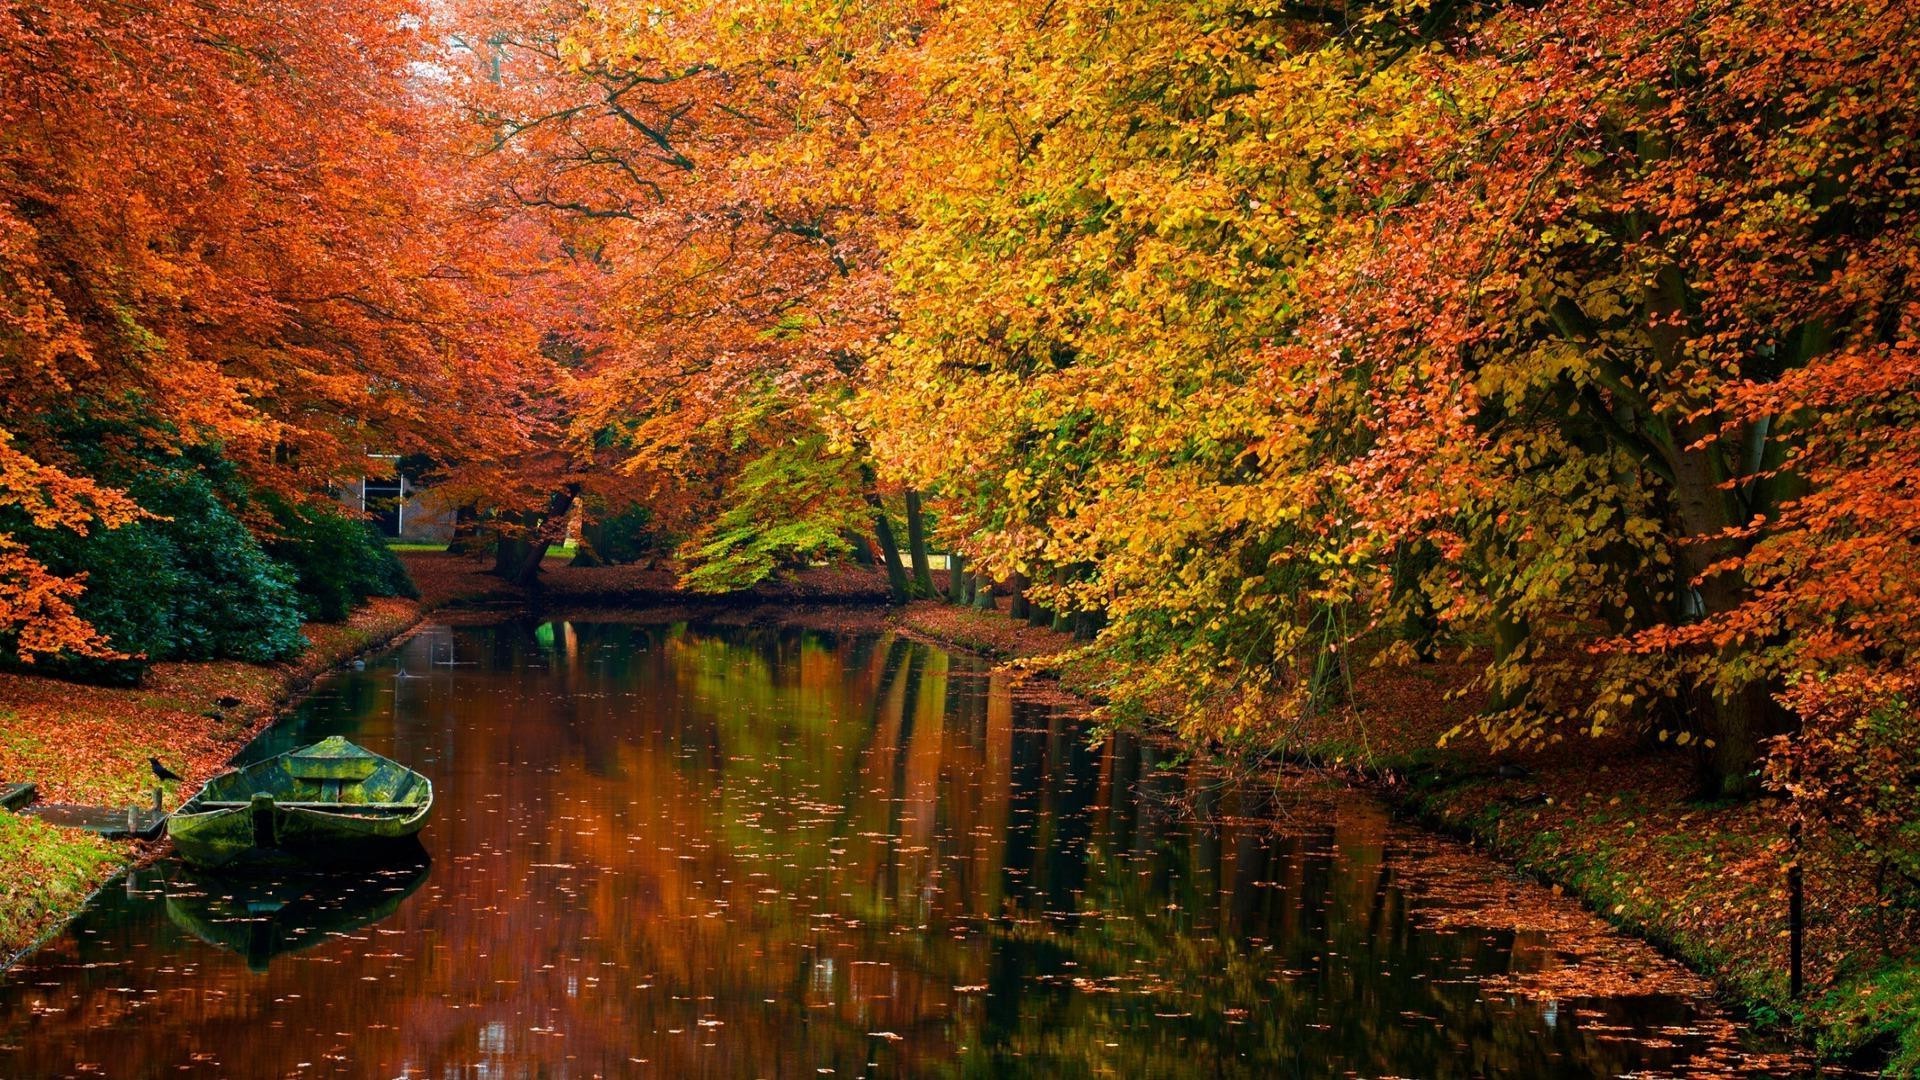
0,623,1749,1079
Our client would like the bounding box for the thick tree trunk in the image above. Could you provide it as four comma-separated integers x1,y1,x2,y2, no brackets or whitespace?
946,554,967,603
1670,420,1776,798
869,510,912,605
1489,609,1530,714
842,529,875,566
491,519,551,586
1025,565,1052,626
971,569,996,611
1050,567,1071,632
571,517,610,567
489,489,576,587
859,464,912,605
1008,571,1030,620
446,505,482,555
903,489,935,597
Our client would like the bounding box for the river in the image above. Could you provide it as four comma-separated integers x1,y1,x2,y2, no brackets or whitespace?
0,619,1804,1077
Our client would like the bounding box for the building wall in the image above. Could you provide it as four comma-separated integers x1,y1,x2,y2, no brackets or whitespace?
336,474,456,543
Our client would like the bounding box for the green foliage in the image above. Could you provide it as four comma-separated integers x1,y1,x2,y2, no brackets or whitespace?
1818,961,1920,1076
678,437,870,593
0,446,309,680
574,500,659,566
261,495,418,622
6,411,310,666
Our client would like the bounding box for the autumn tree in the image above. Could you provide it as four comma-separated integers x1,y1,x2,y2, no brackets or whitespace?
458,0,934,596
1,0,554,655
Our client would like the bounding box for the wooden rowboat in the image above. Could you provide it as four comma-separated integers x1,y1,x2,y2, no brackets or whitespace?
167,736,432,868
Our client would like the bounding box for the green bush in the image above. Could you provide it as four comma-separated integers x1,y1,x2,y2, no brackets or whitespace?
4,461,309,680
574,500,659,566
262,496,418,621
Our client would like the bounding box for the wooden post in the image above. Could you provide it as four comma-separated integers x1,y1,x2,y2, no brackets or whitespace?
152,787,164,812
1789,816,1804,999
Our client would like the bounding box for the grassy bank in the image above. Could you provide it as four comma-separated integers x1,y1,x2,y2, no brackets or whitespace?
897,601,1918,1074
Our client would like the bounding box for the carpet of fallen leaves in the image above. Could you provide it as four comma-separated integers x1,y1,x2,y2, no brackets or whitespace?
900,601,1919,1070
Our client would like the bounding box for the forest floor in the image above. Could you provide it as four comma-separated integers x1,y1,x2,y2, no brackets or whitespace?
897,601,1920,1074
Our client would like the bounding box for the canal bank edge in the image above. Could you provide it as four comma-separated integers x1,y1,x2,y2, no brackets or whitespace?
893,600,1918,1076
0,598,431,972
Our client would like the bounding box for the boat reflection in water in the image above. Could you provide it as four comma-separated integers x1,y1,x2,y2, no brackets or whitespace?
161,848,430,972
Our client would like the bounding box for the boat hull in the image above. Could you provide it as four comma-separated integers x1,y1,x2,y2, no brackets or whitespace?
168,737,432,869
168,802,430,868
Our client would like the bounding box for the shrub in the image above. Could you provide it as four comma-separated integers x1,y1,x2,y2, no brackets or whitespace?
261,496,418,622
573,500,659,566
1,457,309,681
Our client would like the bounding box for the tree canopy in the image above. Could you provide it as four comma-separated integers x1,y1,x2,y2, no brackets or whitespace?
3,0,1916,820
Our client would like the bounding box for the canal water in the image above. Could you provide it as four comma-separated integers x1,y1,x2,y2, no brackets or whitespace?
1,620,1802,1077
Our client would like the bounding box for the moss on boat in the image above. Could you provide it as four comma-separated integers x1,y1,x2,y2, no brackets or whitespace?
167,737,431,868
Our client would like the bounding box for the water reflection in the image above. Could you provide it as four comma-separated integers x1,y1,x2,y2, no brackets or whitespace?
0,621,1792,1077
163,855,431,972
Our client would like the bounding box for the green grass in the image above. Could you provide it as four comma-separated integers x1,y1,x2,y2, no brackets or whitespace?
0,815,119,959
1819,959,1920,1075
385,541,578,557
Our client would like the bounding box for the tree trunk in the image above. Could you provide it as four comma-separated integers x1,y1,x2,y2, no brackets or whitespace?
869,510,912,605
446,505,482,555
858,465,913,605
1670,419,1775,798
903,489,935,597
1008,571,1030,620
842,529,875,566
571,517,610,567
946,553,967,603
1050,567,1071,632
491,521,552,585
1026,565,1052,626
971,569,996,611
1489,608,1530,714
489,489,576,587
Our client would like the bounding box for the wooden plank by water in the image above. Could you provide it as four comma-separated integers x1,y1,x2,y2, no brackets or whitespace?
193,800,417,811
20,803,167,840
0,782,34,812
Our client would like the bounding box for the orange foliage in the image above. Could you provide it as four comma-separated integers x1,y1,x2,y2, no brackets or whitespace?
0,0,565,648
